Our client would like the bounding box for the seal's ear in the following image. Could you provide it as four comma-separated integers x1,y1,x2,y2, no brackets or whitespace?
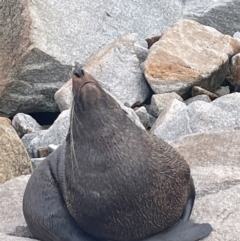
73,68,84,78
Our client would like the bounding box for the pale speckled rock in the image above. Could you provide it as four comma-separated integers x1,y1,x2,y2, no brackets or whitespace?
227,53,240,86
0,48,72,117
0,175,32,237
12,113,42,138
28,0,183,66
21,109,70,158
54,78,72,112
0,0,183,117
149,92,183,117
84,34,150,107
170,129,240,241
151,93,240,142
184,94,211,105
144,20,240,97
234,32,240,39
183,0,240,36
0,121,32,184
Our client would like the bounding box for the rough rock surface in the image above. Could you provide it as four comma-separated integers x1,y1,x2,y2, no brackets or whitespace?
54,78,72,112
0,48,72,117
144,20,240,97
21,109,70,158
0,0,183,117
183,0,240,36
213,86,230,97
151,93,240,142
0,119,32,184
12,113,42,137
184,94,211,105
84,34,150,107
149,92,183,117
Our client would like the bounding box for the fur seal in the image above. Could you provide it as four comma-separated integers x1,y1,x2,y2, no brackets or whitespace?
23,69,212,241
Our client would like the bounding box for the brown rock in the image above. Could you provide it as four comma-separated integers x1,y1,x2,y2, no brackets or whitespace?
144,20,240,97
192,86,218,100
37,147,49,158
0,123,32,184
0,117,11,126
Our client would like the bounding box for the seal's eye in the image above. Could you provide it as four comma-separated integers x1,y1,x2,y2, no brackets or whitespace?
73,68,84,77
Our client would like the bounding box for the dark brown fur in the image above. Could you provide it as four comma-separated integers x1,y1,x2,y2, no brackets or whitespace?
63,70,192,241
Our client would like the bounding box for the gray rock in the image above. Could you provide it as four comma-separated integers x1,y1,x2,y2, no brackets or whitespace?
0,0,183,117
170,128,240,241
28,0,183,66
214,86,230,97
151,93,240,142
0,175,31,237
134,106,156,130
184,94,211,105
233,31,240,39
22,109,70,158
0,48,72,117
183,0,240,36
144,20,240,97
84,34,150,107
12,113,42,137
149,92,183,117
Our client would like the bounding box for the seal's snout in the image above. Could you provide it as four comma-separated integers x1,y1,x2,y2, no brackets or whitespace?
73,68,84,77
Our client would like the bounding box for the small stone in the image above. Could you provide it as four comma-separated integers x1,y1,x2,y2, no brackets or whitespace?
149,92,183,117
37,147,49,158
184,95,211,105
214,86,230,97
12,113,42,137
0,117,11,126
192,86,218,100
48,144,59,153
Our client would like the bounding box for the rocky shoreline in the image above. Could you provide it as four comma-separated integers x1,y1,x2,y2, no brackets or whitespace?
1,1,240,240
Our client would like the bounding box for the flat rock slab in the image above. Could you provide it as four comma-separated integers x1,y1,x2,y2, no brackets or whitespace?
151,93,240,142
144,19,240,97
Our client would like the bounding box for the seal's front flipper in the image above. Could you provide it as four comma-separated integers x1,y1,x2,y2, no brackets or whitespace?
143,220,213,241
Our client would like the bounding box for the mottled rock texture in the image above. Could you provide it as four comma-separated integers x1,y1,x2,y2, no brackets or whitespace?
144,20,240,97
0,119,32,184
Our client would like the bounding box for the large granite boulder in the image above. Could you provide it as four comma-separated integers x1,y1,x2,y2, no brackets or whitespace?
0,0,183,117
144,19,240,97
183,0,240,36
0,118,32,184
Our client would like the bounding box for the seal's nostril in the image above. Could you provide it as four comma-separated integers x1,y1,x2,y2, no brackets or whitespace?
73,68,84,77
